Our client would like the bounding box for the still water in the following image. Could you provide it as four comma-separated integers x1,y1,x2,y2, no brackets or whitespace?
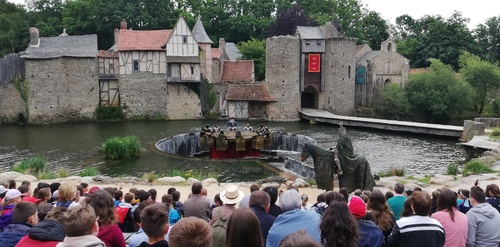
0,120,464,182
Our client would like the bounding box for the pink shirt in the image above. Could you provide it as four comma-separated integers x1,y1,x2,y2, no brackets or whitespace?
431,208,468,247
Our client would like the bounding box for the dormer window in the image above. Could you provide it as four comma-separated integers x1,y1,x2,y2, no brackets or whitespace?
183,35,187,43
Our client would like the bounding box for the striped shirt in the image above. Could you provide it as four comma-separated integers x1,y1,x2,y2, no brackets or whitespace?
387,215,445,247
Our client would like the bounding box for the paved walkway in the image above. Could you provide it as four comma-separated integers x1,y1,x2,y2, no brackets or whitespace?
299,108,463,138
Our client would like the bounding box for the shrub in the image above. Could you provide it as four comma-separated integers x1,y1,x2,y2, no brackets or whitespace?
37,171,57,180
462,160,494,176
142,172,158,183
492,97,500,116
167,169,219,181
492,130,500,136
446,163,460,175
95,106,124,120
57,168,70,178
12,157,48,174
378,166,405,177
102,135,141,159
78,166,98,177
376,82,410,119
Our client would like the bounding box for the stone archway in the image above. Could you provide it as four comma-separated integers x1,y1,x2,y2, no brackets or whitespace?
301,85,318,109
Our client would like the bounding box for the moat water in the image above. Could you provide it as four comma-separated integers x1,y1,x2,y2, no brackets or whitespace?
0,120,464,182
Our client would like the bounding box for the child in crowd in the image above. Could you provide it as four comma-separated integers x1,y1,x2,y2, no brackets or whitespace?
57,204,105,247
139,204,170,247
162,194,180,225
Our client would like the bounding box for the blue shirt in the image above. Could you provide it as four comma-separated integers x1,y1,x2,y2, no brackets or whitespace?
388,195,407,220
266,209,321,247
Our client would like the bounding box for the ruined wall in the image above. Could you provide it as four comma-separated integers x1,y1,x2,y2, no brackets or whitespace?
249,101,267,119
26,58,98,124
0,84,26,123
120,72,201,119
320,37,357,115
211,59,222,83
265,36,301,121
211,82,228,116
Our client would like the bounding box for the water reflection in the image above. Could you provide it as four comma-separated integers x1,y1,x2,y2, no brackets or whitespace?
0,120,464,181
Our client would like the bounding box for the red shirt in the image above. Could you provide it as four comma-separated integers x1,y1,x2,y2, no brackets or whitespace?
15,235,59,247
97,224,126,247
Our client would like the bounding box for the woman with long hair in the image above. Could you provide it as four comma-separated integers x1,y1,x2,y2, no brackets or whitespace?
367,190,395,241
431,188,468,247
486,184,500,213
320,201,358,247
36,187,54,220
226,207,264,247
86,190,126,247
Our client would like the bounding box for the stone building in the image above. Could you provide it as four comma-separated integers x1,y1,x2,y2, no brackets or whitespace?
265,21,357,121
355,39,410,107
21,28,98,123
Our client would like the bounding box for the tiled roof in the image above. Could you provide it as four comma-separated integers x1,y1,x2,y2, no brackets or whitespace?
225,83,276,102
211,48,222,59
117,30,171,51
296,26,325,39
192,17,213,44
22,35,98,59
221,60,253,83
225,42,241,60
98,50,118,58
409,68,428,74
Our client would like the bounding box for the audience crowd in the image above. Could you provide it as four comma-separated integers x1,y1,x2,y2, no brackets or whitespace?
0,178,499,247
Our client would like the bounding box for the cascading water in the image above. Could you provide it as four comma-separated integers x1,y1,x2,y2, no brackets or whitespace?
155,133,208,157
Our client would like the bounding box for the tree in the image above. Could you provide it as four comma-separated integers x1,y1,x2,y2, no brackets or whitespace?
267,4,315,37
359,10,389,49
459,51,500,113
405,59,473,123
376,82,409,119
0,0,28,57
475,16,500,64
238,38,266,81
26,0,64,37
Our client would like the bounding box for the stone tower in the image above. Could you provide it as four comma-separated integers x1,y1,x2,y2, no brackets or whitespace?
192,17,213,82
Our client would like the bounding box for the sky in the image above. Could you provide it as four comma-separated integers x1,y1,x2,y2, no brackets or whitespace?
360,0,498,29
7,0,499,30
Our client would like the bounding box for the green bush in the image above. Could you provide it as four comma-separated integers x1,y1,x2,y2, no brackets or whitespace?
376,82,410,119
37,171,57,180
57,168,70,178
462,160,494,176
12,157,48,174
492,97,500,116
78,166,98,177
492,130,500,136
378,166,405,177
142,172,159,183
102,135,141,159
446,163,460,175
167,169,219,181
96,106,124,120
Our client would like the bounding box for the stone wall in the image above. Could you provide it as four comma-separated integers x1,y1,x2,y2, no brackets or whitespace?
0,83,26,124
120,72,201,119
265,36,301,121
249,101,267,119
320,37,357,115
462,120,486,141
212,82,228,116
211,59,222,83
474,118,500,128
26,58,98,124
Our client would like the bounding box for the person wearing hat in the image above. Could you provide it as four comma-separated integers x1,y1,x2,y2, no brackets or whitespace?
0,189,25,230
0,185,8,203
210,184,244,247
348,196,384,247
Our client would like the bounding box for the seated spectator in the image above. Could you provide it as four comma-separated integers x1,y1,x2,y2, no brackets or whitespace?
48,183,61,204
0,185,7,203
56,183,78,208
128,201,158,247
325,191,344,206
57,204,105,247
76,184,86,203
387,182,406,220
16,206,67,247
114,190,123,207
148,189,157,203
366,190,395,243
161,194,180,225
400,198,414,218
171,191,184,217
211,193,223,212
239,184,260,208
168,217,213,247
184,182,210,221
300,194,312,210
86,190,126,247
132,190,152,213
431,188,468,247
266,189,321,247
339,187,349,203
263,186,283,217
279,230,322,247
311,193,327,216
116,192,135,232
138,203,170,247
249,190,276,241
0,201,39,247
210,184,245,247
385,191,394,201
226,207,264,247
0,189,25,230
19,184,38,204
387,191,445,247
457,189,472,214
320,201,358,247
486,184,500,213
167,188,176,195
348,196,384,247
466,186,500,247
80,182,89,196
8,180,16,189
36,187,54,221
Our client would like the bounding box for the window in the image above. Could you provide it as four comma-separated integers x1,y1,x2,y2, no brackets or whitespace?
183,35,187,43
388,43,392,52
190,64,194,74
348,66,351,79
109,62,114,73
133,60,139,72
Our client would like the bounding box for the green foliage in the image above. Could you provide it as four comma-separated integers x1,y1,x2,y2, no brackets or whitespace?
462,160,494,176
474,16,500,64
0,1,28,57
405,59,473,123
167,169,219,181
492,97,500,116
141,171,158,183
378,166,405,177
11,78,29,103
101,135,141,160
376,82,409,119
459,51,500,113
492,130,500,136
238,38,266,81
78,166,98,177
95,106,124,120
56,168,70,178
406,176,431,184
446,163,460,175
37,171,57,180
12,157,48,174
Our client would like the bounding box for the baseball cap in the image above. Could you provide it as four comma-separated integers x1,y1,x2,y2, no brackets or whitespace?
348,196,367,219
5,189,25,201
0,185,7,194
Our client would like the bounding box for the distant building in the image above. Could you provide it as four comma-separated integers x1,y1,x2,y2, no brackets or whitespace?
355,40,410,107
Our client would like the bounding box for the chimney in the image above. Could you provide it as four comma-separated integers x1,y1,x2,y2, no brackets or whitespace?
219,38,225,52
29,27,39,46
120,19,127,30
114,28,119,45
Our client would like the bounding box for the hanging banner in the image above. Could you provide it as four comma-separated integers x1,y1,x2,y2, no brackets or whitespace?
308,54,321,73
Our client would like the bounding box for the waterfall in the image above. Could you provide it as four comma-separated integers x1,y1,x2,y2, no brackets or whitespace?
155,133,208,157
284,157,315,179
265,132,317,152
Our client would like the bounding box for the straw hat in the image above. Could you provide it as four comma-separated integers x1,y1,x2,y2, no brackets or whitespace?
220,184,244,204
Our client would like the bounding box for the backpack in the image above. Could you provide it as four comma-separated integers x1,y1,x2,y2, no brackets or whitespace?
116,207,135,232
212,207,229,247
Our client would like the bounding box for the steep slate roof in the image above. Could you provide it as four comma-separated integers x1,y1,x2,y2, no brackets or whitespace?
225,83,275,102
117,30,171,51
357,51,381,67
22,35,98,59
296,26,325,39
225,42,241,60
192,17,213,44
221,60,253,82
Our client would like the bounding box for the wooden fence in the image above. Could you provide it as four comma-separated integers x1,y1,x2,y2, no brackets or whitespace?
0,53,25,86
